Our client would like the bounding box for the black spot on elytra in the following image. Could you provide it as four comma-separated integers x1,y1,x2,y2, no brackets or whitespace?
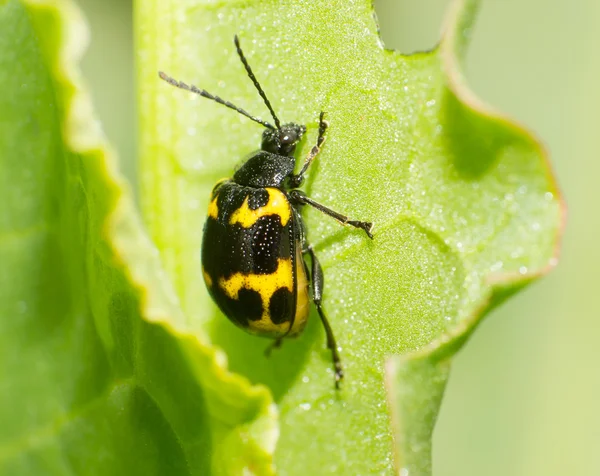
228,288,263,324
248,188,270,210
203,213,290,278
269,287,293,325
250,215,286,274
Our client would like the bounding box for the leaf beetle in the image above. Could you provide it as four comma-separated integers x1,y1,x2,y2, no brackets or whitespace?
159,35,373,388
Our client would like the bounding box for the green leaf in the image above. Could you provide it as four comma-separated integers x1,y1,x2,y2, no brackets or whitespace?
1,0,564,473
384,1,565,474
137,0,563,473
0,0,275,474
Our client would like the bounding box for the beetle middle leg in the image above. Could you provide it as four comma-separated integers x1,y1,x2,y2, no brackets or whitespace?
289,190,374,239
304,245,343,389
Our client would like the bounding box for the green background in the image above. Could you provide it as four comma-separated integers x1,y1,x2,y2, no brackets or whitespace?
78,0,596,474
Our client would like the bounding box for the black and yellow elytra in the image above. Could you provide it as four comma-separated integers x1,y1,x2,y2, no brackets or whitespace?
159,35,374,388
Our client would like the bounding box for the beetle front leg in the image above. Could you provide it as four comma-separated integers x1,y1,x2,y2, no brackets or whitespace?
289,111,328,188
304,245,343,389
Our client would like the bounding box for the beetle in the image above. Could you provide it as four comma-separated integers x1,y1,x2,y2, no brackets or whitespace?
159,35,373,388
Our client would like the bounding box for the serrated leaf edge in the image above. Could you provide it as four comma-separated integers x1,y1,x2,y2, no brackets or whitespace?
21,0,278,473
385,0,566,474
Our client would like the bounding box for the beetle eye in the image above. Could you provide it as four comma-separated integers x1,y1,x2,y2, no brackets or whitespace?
281,134,292,144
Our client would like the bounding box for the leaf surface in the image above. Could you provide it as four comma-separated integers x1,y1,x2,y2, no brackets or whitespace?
137,0,563,473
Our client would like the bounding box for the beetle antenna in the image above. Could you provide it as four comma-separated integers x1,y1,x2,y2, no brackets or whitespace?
158,71,276,130
234,35,282,130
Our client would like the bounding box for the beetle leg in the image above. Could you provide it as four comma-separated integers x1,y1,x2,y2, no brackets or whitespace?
304,245,343,389
289,111,328,188
264,337,284,357
263,311,296,357
289,190,374,239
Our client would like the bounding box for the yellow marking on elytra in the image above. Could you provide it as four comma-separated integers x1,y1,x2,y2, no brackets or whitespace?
218,258,293,331
229,188,291,228
203,268,213,287
207,196,219,219
207,178,229,219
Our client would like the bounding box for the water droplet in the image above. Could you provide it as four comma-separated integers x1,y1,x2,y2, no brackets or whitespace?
490,261,503,272
519,266,528,275
299,403,311,411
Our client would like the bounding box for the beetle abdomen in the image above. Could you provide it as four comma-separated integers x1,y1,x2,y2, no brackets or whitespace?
202,181,305,337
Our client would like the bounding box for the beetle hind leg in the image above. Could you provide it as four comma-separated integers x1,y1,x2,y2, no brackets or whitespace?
264,337,284,357
305,245,343,389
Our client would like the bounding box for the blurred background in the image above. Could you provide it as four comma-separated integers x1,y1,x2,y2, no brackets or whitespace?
78,0,598,474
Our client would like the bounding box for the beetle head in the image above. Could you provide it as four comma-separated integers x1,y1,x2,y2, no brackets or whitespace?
261,122,306,156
